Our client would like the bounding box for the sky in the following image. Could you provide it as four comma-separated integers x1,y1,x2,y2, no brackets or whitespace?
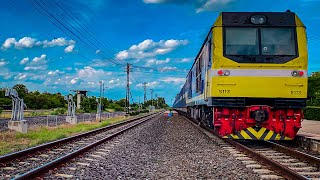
0,0,319,105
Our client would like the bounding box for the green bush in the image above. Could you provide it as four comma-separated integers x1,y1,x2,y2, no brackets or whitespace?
303,107,320,120
51,108,66,115
129,111,140,116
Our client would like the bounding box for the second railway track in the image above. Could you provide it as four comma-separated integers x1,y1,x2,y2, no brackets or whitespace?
181,114,320,180
0,112,162,180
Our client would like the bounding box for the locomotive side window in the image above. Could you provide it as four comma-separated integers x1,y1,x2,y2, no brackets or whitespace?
261,28,296,56
196,55,203,93
225,28,259,55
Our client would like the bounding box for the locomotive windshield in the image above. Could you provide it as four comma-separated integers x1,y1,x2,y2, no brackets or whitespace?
225,28,259,55
224,27,297,63
261,28,296,55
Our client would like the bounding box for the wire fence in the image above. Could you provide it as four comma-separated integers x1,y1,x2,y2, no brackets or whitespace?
0,112,126,132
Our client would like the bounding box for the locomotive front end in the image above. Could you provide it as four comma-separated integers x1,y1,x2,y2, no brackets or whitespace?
209,12,308,140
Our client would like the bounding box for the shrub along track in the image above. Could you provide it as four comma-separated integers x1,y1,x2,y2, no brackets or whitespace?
0,112,161,180
179,113,320,180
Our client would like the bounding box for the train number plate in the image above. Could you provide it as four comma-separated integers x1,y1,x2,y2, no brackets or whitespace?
291,91,301,95
219,90,230,94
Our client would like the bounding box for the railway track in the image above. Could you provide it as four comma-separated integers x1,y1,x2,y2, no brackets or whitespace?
0,112,162,180
181,114,320,180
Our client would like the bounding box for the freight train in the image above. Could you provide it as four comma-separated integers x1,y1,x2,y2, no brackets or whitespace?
173,11,308,140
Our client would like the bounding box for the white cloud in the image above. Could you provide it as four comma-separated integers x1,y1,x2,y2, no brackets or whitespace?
142,0,233,13
15,37,37,49
20,57,29,65
78,66,112,78
64,44,75,53
180,58,192,63
143,0,164,3
116,39,188,60
24,66,46,71
1,37,76,51
15,73,27,80
159,66,178,72
32,54,46,63
0,58,8,66
161,77,185,84
24,54,47,71
42,38,75,47
196,0,233,13
145,58,170,66
2,38,16,49
70,78,79,84
48,70,64,75
96,49,101,54
136,81,158,88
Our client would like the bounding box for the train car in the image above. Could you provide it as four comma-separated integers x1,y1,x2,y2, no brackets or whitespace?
173,10,308,140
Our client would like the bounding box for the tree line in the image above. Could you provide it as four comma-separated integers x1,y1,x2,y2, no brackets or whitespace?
0,84,169,113
307,72,320,106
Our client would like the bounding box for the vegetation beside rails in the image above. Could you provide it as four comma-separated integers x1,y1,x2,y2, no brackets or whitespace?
0,116,128,155
303,106,320,121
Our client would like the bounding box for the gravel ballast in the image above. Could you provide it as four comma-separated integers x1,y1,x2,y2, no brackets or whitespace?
47,115,261,179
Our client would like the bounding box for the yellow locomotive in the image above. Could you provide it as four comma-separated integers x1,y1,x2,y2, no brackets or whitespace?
173,11,308,140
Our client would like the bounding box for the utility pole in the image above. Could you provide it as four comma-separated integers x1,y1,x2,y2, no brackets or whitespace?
125,63,131,114
155,93,158,109
143,82,147,104
138,96,141,113
102,83,105,111
99,81,103,122
150,89,153,107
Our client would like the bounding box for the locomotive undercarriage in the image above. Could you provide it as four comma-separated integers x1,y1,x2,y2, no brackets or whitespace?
185,98,304,140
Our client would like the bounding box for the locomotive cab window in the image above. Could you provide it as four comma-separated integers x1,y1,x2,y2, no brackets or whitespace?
261,28,296,56
225,28,259,55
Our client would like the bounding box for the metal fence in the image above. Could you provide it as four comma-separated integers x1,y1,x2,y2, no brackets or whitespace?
0,112,126,132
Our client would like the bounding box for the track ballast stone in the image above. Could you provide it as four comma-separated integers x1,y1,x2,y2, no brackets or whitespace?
48,115,260,179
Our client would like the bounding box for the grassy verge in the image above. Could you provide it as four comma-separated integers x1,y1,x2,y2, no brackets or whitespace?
0,116,128,155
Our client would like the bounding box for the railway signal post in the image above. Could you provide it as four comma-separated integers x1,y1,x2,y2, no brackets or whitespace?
6,88,28,133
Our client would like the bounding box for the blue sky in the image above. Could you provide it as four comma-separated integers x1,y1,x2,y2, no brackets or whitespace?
0,0,319,105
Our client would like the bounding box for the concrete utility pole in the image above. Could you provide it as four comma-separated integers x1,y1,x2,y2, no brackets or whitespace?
143,82,147,104
126,63,131,114
155,93,158,109
138,96,141,113
102,83,105,111
99,81,103,122
150,89,153,107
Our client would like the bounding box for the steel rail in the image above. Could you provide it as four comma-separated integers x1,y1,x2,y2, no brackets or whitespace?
224,139,308,180
0,112,157,164
265,141,320,169
179,112,309,180
13,112,161,180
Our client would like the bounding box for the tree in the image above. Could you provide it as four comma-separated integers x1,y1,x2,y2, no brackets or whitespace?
13,84,28,98
308,72,320,106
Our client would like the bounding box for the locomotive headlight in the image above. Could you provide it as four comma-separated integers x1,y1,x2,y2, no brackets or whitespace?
291,71,299,77
251,15,266,24
291,70,304,77
224,70,230,76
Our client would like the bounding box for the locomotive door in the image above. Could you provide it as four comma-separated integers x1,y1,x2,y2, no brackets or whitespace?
203,39,211,102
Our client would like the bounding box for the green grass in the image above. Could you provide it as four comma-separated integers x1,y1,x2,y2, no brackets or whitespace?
0,116,127,155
